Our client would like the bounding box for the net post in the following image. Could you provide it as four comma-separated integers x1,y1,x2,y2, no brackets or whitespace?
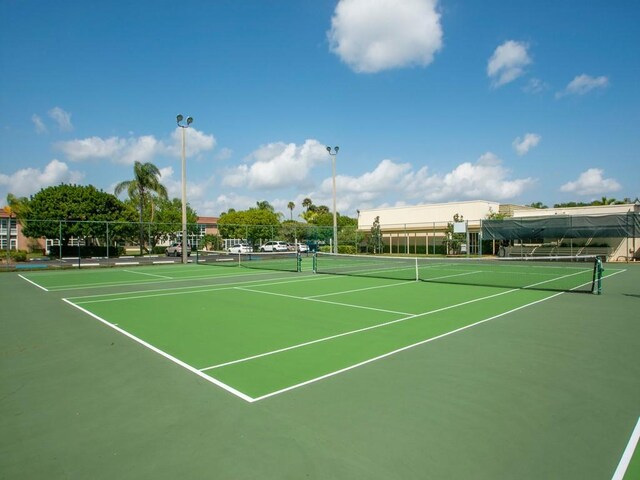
312,252,317,274
414,257,419,281
297,252,301,272
595,256,604,295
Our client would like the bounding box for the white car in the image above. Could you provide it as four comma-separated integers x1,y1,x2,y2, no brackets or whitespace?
297,243,309,253
260,241,289,252
227,243,253,254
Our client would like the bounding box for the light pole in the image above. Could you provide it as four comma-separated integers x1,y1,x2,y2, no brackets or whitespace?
326,146,339,253
177,114,193,264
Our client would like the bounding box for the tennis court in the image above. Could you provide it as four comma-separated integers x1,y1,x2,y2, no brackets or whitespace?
2,254,639,479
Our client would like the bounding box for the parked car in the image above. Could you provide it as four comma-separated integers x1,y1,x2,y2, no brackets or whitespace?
227,243,253,254
260,241,289,252
296,243,309,253
165,242,191,257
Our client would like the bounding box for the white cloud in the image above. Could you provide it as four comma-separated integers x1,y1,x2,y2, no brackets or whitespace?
55,128,215,165
408,152,536,201
167,127,216,157
523,78,549,94
328,0,443,73
222,139,328,190
196,193,257,217
512,133,541,156
560,168,621,195
48,107,73,132
56,136,129,162
216,147,233,161
160,166,214,203
31,114,47,134
487,40,532,87
325,159,412,194
556,74,609,98
316,153,535,210
118,136,163,165
0,159,84,198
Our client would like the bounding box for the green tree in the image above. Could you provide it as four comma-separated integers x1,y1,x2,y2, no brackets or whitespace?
337,216,363,253
5,193,31,225
148,198,198,250
527,201,548,209
485,208,507,220
256,200,274,211
280,220,306,243
114,161,168,254
592,196,616,206
368,216,382,254
287,201,295,220
302,197,313,211
21,184,136,247
553,201,590,208
218,207,281,245
444,213,466,255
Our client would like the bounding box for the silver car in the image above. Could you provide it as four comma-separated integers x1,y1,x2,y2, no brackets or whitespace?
260,241,289,252
165,242,191,257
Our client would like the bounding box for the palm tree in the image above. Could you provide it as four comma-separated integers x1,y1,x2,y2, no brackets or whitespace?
5,193,30,224
593,196,616,206
527,201,548,209
115,161,168,255
287,201,295,220
302,197,313,211
256,200,274,212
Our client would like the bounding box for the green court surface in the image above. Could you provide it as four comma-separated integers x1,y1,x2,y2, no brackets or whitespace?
1,259,639,479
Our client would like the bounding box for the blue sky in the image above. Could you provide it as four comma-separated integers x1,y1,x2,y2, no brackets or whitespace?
1,0,638,219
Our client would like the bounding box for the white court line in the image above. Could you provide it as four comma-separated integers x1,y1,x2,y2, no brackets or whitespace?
235,286,413,315
122,269,173,279
612,416,640,480
251,291,565,402
204,268,629,400
61,298,255,403
67,273,332,304
42,267,286,292
59,265,628,403
306,280,413,299
18,274,49,291
201,285,521,371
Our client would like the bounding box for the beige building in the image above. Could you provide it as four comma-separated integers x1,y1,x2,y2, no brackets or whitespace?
358,200,640,260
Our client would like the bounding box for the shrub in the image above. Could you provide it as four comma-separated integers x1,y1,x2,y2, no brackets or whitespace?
337,245,357,254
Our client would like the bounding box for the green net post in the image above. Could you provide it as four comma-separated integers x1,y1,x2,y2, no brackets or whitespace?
312,253,317,273
595,257,604,295
297,253,301,272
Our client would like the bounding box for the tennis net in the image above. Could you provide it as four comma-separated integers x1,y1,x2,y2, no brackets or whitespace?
313,252,603,293
197,251,301,273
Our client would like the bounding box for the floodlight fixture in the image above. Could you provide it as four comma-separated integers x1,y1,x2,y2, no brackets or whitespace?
176,114,184,124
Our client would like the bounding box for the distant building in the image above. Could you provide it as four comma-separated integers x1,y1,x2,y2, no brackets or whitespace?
357,200,640,260
0,210,46,253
